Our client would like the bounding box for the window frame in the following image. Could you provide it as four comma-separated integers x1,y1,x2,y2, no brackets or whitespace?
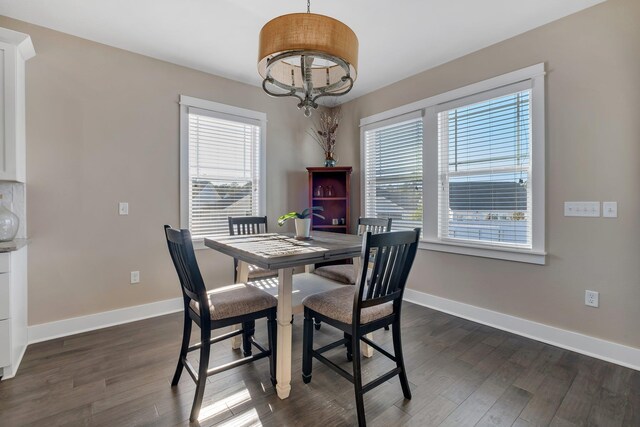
360,64,546,264
179,95,267,248
361,110,425,233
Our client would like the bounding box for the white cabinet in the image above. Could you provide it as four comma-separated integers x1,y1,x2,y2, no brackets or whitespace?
0,246,27,379
0,28,35,182
0,25,32,380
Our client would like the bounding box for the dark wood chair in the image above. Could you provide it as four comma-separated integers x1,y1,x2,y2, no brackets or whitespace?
313,217,393,330
164,225,277,422
228,216,277,282
301,228,420,427
357,217,393,234
313,217,392,285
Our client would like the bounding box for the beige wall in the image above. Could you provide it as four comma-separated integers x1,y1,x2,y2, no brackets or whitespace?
0,16,324,326
338,0,640,348
2,0,639,350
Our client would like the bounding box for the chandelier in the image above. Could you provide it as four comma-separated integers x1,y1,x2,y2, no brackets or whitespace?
258,0,358,117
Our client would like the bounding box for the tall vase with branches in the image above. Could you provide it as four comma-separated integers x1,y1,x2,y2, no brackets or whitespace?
308,108,341,167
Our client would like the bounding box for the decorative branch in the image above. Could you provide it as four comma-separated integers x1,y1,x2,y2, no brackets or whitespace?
306,107,341,158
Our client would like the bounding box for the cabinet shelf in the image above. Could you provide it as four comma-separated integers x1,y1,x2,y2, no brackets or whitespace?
312,197,347,201
307,167,352,237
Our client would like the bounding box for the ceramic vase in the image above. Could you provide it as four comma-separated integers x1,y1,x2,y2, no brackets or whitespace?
324,152,337,167
0,203,19,242
294,218,311,238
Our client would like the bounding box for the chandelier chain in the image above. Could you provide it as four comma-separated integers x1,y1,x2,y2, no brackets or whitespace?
307,0,311,13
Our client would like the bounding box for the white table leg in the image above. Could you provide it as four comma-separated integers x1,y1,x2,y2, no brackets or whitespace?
352,256,362,281
230,261,250,350
304,264,315,273
362,333,374,358
353,257,374,358
276,267,294,399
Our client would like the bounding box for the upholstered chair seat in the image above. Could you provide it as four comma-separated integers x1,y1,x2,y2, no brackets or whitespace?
313,217,392,286
313,264,356,284
245,263,278,280
302,286,392,325
189,283,277,320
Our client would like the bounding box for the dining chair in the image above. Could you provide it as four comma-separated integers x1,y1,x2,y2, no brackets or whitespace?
312,217,392,330
228,216,277,282
301,228,420,427
164,225,277,422
313,217,392,285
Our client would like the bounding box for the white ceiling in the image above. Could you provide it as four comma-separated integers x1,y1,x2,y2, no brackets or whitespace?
0,0,605,102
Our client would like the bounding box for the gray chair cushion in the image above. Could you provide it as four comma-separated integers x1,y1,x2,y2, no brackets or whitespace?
190,283,277,320
313,265,373,285
246,263,278,280
313,264,356,284
302,286,393,325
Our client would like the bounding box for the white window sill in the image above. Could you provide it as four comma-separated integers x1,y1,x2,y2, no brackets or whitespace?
193,239,207,250
419,239,546,265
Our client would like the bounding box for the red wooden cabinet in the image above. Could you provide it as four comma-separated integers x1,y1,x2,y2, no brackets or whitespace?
307,167,352,234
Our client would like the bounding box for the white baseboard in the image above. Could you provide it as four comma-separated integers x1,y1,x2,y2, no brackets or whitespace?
1,344,27,380
24,289,640,372
28,297,183,344
404,288,640,371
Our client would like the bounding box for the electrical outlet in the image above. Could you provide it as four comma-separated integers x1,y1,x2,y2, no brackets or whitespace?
130,271,140,284
119,202,129,215
585,290,599,307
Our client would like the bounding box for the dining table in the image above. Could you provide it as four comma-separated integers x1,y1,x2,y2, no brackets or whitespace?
204,231,369,400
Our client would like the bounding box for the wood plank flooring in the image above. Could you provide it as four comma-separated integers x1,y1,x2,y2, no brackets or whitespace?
0,302,637,426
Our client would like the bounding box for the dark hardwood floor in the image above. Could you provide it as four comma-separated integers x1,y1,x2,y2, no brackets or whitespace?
0,302,637,426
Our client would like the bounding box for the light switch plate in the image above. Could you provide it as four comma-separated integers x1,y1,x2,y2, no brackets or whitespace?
602,201,617,218
564,201,600,217
119,202,129,215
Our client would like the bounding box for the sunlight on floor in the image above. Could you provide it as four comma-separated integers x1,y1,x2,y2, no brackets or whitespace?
197,400,228,422
216,408,262,427
224,388,253,412
197,388,252,422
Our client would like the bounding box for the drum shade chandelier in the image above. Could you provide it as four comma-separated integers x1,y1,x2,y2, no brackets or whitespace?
258,0,359,117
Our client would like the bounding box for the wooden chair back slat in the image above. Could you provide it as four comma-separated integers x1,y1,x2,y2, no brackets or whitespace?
227,216,269,282
228,216,268,236
360,290,402,308
354,229,420,326
164,225,207,311
357,217,392,235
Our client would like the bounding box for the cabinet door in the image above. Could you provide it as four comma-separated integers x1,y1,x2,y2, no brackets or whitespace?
0,41,21,182
0,273,9,320
0,319,9,368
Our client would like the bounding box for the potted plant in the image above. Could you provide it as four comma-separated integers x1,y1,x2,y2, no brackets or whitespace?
278,206,325,239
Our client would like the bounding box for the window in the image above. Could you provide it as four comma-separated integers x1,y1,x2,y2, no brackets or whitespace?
362,112,423,231
180,96,266,241
437,89,531,248
361,64,545,264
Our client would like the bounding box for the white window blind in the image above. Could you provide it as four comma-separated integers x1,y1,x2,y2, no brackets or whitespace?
187,107,262,238
437,89,532,248
363,115,423,231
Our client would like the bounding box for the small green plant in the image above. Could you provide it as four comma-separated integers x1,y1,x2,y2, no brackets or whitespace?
277,206,325,226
